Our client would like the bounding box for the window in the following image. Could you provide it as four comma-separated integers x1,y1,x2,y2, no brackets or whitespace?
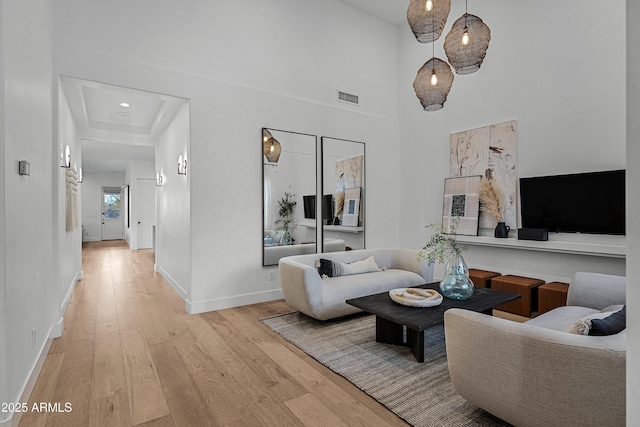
103,191,121,219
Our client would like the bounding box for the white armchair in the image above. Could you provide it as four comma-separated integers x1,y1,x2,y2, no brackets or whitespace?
444,272,626,427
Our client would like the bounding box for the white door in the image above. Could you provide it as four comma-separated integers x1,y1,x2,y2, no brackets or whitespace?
102,187,124,240
137,178,156,249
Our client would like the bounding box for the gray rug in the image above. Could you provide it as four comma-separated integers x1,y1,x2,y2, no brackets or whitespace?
261,312,509,427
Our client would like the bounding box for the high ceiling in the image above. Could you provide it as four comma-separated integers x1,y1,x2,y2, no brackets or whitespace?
61,77,186,174
61,2,404,175
339,0,407,26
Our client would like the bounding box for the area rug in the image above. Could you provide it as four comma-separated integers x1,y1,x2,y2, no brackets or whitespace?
261,312,510,427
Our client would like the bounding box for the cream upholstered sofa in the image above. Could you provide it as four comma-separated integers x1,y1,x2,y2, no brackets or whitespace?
264,237,346,265
444,272,626,427
279,248,433,320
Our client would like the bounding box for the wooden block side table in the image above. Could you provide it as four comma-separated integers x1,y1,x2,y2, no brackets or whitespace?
538,282,570,314
468,269,501,289
490,274,545,317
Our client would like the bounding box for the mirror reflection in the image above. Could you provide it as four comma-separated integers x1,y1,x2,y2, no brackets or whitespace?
321,137,365,252
262,128,318,266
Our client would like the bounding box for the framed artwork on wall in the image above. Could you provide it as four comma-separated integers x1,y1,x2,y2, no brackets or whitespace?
442,176,482,236
342,187,361,227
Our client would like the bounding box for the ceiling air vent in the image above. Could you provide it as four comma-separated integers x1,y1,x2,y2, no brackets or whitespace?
337,91,359,106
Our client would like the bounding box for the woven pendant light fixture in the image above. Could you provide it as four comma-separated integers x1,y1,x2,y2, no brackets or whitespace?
407,0,451,43
413,57,454,111
444,2,491,75
262,129,282,163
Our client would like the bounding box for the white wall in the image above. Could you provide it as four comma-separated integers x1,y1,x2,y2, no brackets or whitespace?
81,172,125,242
0,0,56,424
56,77,83,322
0,2,7,414
124,160,155,249
53,0,401,313
156,103,191,300
398,0,627,283
627,1,639,422
0,0,7,414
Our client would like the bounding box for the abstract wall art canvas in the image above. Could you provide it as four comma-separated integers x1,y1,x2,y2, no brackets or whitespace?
335,155,364,193
450,120,518,229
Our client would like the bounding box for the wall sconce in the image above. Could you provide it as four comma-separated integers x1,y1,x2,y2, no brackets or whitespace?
60,145,71,168
78,167,83,183
177,154,187,175
156,172,164,187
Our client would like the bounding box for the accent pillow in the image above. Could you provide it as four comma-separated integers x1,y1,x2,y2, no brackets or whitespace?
590,305,626,336
317,256,381,278
566,305,625,335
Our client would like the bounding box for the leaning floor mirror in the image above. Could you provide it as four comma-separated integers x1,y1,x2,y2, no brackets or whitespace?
321,137,365,252
262,128,318,266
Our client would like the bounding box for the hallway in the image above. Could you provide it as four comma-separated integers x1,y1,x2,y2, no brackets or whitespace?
18,241,404,426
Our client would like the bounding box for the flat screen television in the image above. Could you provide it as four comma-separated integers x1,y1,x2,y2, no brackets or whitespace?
519,169,625,235
303,195,334,222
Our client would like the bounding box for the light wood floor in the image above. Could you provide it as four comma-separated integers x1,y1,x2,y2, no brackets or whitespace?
19,241,408,427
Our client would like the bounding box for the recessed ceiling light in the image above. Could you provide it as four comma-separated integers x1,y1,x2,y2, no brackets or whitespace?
120,102,130,108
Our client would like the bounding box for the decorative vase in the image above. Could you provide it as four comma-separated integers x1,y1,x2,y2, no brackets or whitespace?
439,254,474,300
494,222,510,238
279,229,293,245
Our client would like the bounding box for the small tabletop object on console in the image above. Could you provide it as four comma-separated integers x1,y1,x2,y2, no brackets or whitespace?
346,283,520,362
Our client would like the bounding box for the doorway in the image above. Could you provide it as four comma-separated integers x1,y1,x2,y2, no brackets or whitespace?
136,178,156,249
102,187,124,240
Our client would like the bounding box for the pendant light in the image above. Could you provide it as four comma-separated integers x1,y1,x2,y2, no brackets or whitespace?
444,1,491,75
413,58,454,111
262,128,282,163
407,0,451,43
413,25,454,111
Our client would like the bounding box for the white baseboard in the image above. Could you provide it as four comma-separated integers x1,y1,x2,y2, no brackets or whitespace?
186,288,284,315
50,316,64,340
154,264,284,314
5,324,56,427
59,270,81,324
1,270,82,426
155,264,188,301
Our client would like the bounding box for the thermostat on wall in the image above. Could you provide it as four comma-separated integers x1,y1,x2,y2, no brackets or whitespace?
18,160,30,176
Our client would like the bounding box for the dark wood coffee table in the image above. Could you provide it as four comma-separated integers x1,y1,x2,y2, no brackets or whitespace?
346,283,520,362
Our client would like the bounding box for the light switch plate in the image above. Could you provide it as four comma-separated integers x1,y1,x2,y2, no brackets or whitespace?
18,160,30,176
